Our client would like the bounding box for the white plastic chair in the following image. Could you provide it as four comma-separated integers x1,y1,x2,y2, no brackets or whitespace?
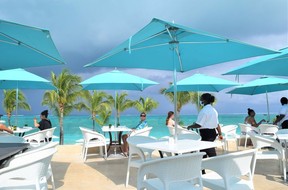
79,127,107,161
0,131,12,136
221,125,239,151
137,152,205,190
258,124,278,138
248,132,286,181
24,130,47,145
202,149,257,190
0,135,25,143
276,129,288,159
43,127,56,142
130,126,152,136
125,135,158,187
4,142,59,190
0,148,57,190
178,131,201,141
238,123,253,149
167,125,190,136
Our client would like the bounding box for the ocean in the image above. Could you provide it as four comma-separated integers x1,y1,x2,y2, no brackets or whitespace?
2,113,274,144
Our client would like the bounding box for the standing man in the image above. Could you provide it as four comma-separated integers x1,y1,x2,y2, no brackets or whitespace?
273,97,288,129
187,93,222,173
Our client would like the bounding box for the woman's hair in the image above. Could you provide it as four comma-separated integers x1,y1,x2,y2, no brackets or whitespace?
247,108,254,116
201,93,215,104
166,111,174,125
41,110,49,118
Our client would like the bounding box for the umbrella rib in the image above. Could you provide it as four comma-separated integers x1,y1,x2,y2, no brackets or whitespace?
126,43,169,51
0,39,19,45
130,30,168,47
0,32,64,64
180,41,228,44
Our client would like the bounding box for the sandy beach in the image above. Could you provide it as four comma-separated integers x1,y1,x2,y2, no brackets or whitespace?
50,143,288,190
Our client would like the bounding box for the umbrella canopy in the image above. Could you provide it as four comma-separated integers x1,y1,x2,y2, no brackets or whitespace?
80,69,158,90
224,47,287,76
0,68,56,89
166,73,239,92
0,68,56,125
227,76,288,121
85,18,277,140
0,19,65,70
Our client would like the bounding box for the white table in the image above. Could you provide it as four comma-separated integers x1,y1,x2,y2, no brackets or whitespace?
13,127,34,137
102,126,131,155
137,139,217,156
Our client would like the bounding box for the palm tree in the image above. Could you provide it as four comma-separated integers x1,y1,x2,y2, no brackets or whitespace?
42,69,82,145
159,87,191,114
108,92,134,125
95,108,112,127
134,97,159,113
189,92,203,112
2,89,31,126
78,90,112,130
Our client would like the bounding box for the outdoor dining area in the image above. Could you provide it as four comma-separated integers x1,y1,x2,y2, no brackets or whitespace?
76,123,288,190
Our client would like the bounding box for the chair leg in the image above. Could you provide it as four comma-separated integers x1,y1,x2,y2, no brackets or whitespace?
235,139,239,151
244,136,248,149
104,145,107,160
49,165,56,190
84,147,88,161
125,159,131,187
99,146,103,156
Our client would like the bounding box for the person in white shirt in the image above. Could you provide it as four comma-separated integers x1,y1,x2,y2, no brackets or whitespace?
273,97,288,129
187,93,222,161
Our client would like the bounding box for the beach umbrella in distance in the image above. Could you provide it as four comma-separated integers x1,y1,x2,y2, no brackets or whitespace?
0,68,56,125
80,69,158,129
224,47,287,76
166,73,239,108
0,19,65,69
84,18,277,140
227,76,288,121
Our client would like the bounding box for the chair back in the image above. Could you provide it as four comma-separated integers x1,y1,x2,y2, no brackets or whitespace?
202,149,257,189
127,136,157,160
238,123,252,134
248,132,284,155
222,125,237,135
259,124,278,136
0,136,25,143
130,127,152,137
23,130,47,144
79,127,106,144
178,132,201,141
0,148,56,182
43,127,56,141
0,131,12,136
167,125,190,136
137,152,205,190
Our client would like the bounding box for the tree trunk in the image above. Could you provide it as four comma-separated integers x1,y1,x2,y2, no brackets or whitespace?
59,108,64,145
92,112,95,131
7,113,11,126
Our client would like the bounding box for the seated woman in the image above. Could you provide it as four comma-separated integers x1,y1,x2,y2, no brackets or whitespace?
244,108,266,128
0,123,13,134
166,111,175,127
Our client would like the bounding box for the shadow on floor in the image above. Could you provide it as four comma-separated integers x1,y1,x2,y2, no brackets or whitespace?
51,161,71,189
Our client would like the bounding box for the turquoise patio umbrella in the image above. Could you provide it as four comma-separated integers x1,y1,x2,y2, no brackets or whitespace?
80,69,158,129
166,73,239,109
0,68,56,125
85,18,277,140
224,47,288,76
227,76,288,121
0,19,65,69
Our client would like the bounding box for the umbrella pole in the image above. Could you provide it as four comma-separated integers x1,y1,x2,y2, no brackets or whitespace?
173,64,178,142
266,91,270,122
15,83,18,127
114,91,117,127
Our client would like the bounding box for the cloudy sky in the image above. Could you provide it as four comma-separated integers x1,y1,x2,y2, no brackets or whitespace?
0,0,287,116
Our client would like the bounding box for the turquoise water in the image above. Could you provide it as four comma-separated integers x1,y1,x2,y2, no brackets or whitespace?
1,114,274,144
